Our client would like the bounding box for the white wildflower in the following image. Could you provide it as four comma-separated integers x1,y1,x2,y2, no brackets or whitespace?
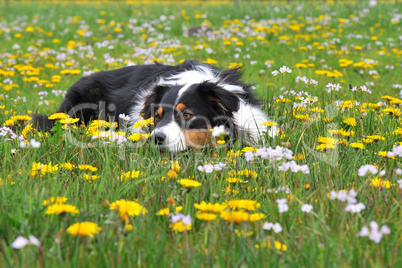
30,139,41,148
345,202,366,213
262,222,282,233
279,66,292,74
276,198,289,213
11,235,40,249
197,162,225,173
272,223,283,233
358,164,378,176
211,125,228,137
263,222,273,230
301,204,313,213
359,221,390,243
119,113,130,121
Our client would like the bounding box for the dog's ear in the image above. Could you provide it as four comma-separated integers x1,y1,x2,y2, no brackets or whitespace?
197,82,240,114
140,85,168,119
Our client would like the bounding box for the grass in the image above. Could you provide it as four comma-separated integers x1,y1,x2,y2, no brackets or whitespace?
0,0,401,267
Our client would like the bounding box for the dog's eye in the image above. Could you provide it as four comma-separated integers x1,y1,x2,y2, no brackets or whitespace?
155,114,161,121
183,113,192,119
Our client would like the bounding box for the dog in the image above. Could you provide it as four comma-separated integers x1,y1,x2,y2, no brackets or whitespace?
34,59,275,152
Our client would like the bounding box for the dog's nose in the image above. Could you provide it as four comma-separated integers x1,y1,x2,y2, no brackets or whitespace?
152,133,166,146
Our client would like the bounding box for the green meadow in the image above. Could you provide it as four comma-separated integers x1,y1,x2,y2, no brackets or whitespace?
0,1,401,267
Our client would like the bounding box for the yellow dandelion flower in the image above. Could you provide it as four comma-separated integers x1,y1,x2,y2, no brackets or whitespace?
89,120,110,128
78,164,98,172
227,150,240,158
170,221,192,232
83,174,99,182
382,96,402,105
60,69,81,75
31,162,59,177
167,170,178,180
171,161,181,173
338,139,348,146
110,200,147,220
59,118,80,124
293,113,309,121
235,229,254,237
241,147,258,153
341,100,353,109
42,196,67,206
381,95,395,101
377,151,388,157
328,129,355,137
127,133,142,141
393,128,402,136
390,98,402,105
293,153,304,161
363,138,374,144
124,224,133,232
132,117,154,129
220,210,264,223
220,210,250,223
295,63,307,68
370,178,392,188
275,98,292,103
366,135,385,141
249,213,266,222
45,204,79,215
382,108,401,117
226,177,242,183
3,119,15,126
194,201,227,213
262,121,278,127
195,212,218,221
256,241,287,251
343,117,357,126
156,207,170,216
67,222,101,238
120,170,140,181
48,113,69,120
223,186,239,195
10,115,32,122
127,133,150,141
21,123,33,138
204,58,217,65
61,163,75,170
350,142,365,149
317,136,338,145
322,117,333,123
176,206,183,212
229,62,242,69
177,179,201,188
316,143,336,151
227,199,260,211
141,133,150,140
234,169,258,178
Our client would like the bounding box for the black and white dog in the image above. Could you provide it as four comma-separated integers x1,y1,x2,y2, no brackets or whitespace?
36,60,275,152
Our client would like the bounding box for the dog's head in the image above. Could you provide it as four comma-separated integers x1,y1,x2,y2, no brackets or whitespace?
141,81,240,152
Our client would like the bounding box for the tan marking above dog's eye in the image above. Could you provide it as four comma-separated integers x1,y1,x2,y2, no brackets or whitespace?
157,107,163,116
176,103,186,111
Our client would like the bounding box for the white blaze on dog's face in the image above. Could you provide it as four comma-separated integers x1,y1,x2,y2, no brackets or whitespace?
152,121,187,152
148,82,241,152
149,85,187,152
